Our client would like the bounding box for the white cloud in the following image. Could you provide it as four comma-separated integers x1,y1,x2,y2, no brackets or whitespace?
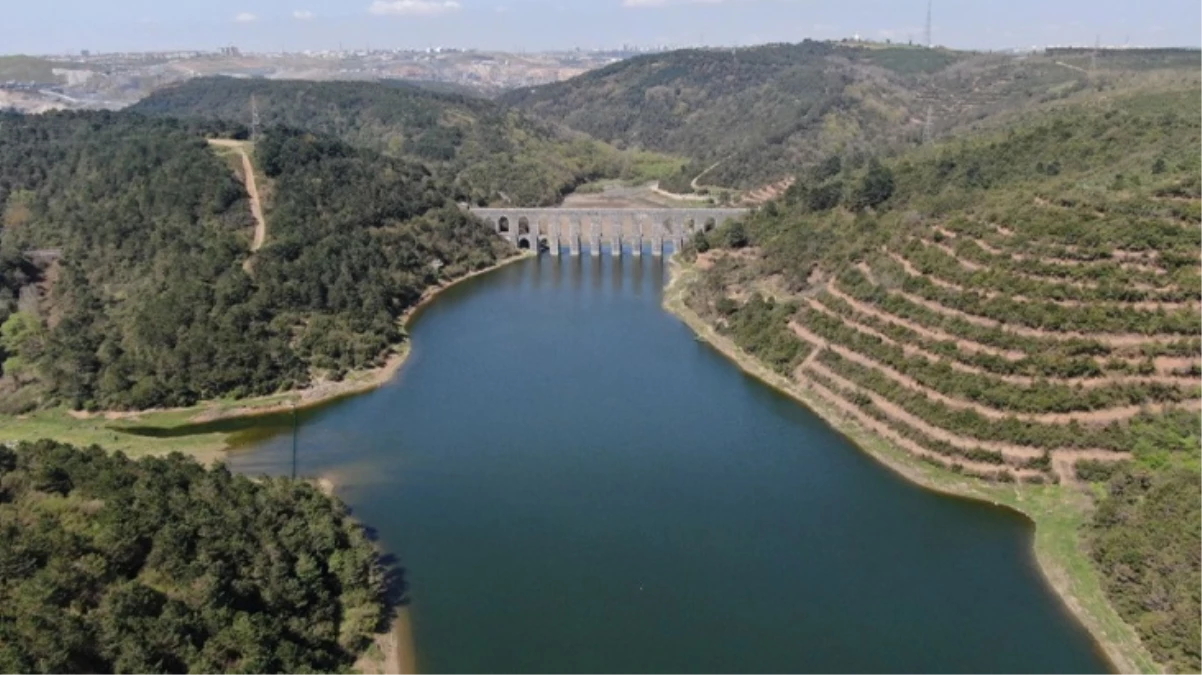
293,9,316,19
368,0,462,15
234,11,257,22
622,0,727,7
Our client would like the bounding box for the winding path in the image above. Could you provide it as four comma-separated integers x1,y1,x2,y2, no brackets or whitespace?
690,159,725,192
209,139,267,270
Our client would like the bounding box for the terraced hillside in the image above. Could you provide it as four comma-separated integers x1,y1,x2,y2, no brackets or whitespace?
676,84,1201,671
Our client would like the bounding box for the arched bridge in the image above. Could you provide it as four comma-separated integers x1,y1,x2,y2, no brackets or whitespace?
465,207,747,256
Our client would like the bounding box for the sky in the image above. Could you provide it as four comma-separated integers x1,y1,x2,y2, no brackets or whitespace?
3,0,1199,55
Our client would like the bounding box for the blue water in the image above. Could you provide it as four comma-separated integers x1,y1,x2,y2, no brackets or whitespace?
227,252,1111,673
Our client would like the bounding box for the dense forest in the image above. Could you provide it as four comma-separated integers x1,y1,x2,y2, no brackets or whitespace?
132,78,676,207
0,440,391,673
679,80,1201,670
0,111,510,411
503,42,1201,191
1089,462,1201,673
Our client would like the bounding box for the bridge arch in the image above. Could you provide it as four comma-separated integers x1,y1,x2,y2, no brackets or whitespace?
465,206,749,255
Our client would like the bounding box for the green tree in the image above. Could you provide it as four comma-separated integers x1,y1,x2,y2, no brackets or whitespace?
851,159,894,210
0,312,46,379
725,221,750,249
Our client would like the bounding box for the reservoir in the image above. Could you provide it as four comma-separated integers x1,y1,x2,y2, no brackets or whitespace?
226,251,1110,673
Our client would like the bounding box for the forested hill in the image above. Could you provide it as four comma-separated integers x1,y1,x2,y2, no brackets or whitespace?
680,84,1201,671
501,41,1201,192
0,111,510,412
132,77,670,207
0,440,392,673
501,41,964,190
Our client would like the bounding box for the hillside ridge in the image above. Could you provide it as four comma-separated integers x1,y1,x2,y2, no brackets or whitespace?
503,41,1201,193
675,81,1201,672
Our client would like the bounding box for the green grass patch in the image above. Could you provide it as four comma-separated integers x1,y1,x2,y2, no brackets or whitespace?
1,409,231,463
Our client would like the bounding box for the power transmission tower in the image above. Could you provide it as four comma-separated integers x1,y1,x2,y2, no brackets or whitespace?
924,0,932,48
250,94,260,142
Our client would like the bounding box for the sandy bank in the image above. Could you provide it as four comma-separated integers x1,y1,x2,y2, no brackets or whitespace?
353,607,417,675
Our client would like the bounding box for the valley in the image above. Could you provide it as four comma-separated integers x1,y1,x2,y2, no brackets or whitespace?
1,37,1199,674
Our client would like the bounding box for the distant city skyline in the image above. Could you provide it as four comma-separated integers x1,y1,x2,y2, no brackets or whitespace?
4,0,1199,55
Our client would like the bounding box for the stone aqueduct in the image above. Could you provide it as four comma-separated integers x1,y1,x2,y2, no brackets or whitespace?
466,207,748,256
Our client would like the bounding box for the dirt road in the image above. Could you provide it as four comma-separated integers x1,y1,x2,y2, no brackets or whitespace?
208,139,266,267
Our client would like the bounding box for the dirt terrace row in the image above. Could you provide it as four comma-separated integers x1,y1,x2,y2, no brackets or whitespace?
932,224,1171,273
859,261,1198,348
913,239,1177,295
789,319,1199,426
824,282,1199,374
887,251,1195,312
795,356,1128,484
796,360,1047,480
804,295,1200,388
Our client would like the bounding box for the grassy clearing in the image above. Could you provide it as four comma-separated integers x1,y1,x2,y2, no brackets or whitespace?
1,345,407,464
624,150,690,183
663,259,1159,674
1,410,231,463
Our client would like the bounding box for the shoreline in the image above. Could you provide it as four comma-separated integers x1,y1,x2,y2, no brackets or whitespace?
661,258,1158,675
189,250,533,423
24,252,534,450
317,475,417,675
190,250,534,424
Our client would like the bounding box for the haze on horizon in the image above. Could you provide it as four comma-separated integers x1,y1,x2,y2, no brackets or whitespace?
4,0,1199,56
